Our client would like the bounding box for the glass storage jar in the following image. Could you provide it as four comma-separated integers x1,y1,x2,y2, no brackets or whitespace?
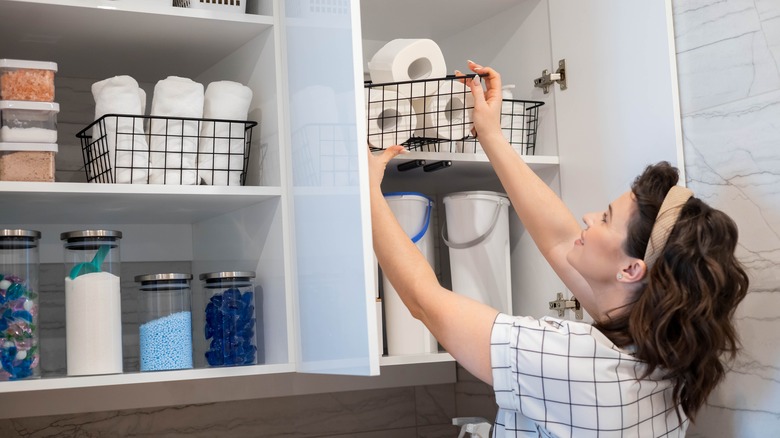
0,229,41,381
60,229,123,376
135,273,193,372
200,271,257,367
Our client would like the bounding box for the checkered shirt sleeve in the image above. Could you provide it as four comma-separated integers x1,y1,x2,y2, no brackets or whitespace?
490,313,689,437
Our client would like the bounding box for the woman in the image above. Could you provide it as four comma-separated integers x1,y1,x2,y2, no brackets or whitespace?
368,61,749,437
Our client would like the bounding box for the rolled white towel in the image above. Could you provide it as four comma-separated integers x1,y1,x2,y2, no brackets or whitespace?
149,76,204,185
91,75,149,184
198,81,252,186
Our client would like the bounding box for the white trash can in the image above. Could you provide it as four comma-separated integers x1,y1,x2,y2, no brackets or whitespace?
443,191,512,314
382,192,438,356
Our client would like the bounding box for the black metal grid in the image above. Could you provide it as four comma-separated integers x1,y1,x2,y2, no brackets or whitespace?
76,114,256,185
365,75,543,155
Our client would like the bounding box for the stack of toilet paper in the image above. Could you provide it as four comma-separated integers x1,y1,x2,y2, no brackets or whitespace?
366,38,474,150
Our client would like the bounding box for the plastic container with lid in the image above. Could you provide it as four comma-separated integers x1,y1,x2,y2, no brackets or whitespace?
0,142,57,182
60,230,123,376
0,101,59,143
0,229,41,381
0,59,57,102
200,271,257,367
135,273,193,372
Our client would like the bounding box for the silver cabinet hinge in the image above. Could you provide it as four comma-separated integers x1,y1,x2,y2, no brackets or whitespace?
533,59,567,94
549,292,583,319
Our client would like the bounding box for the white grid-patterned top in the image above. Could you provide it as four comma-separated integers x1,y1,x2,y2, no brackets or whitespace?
490,313,689,437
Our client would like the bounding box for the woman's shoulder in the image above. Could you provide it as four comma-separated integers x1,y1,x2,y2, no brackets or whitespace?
493,313,637,357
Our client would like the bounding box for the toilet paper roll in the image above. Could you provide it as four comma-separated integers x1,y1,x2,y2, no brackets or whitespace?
365,88,417,149
412,80,474,141
368,39,447,98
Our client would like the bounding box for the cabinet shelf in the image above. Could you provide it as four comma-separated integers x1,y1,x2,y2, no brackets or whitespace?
383,152,559,194
0,0,274,83
0,360,456,419
1,181,282,224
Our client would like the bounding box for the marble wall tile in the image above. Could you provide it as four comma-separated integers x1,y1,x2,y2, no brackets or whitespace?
673,0,762,53
675,0,780,435
674,1,780,113
415,384,456,427
454,365,498,423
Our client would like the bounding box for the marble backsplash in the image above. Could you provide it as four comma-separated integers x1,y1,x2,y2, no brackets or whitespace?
674,0,780,436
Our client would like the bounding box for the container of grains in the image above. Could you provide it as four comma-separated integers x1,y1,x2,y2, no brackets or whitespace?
0,229,41,381
60,230,123,376
200,271,257,367
135,273,193,372
0,142,57,182
0,101,59,143
0,59,57,102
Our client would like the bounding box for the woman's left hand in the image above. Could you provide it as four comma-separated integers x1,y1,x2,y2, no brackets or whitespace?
367,145,407,191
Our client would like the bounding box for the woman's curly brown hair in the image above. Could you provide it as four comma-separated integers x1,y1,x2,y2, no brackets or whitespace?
594,161,749,422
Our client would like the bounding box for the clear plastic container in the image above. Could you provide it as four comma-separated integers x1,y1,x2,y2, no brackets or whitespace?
0,229,41,381
0,59,57,102
200,271,257,367
0,142,57,182
60,230,123,376
0,101,59,143
136,273,193,372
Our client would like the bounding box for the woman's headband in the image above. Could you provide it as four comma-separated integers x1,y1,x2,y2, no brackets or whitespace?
643,185,694,268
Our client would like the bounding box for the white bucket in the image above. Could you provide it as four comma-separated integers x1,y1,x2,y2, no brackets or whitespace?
382,192,438,356
442,191,512,314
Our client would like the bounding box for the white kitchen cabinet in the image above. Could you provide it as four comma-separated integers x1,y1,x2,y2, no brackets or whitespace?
0,0,682,419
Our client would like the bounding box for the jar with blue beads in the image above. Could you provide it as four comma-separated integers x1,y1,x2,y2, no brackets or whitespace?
0,229,41,381
200,271,257,367
136,273,193,372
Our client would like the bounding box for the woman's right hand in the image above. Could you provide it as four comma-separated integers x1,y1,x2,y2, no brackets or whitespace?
457,60,503,141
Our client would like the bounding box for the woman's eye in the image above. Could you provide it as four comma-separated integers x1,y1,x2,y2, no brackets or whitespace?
601,213,608,223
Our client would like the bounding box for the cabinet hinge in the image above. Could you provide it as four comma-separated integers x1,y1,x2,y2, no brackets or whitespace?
533,59,567,94
548,292,583,320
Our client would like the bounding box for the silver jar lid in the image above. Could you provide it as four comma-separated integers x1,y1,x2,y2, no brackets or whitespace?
0,229,41,239
0,229,41,249
135,273,193,283
60,229,123,241
199,271,256,281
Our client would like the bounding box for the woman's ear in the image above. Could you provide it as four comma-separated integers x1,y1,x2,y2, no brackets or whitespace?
617,259,647,283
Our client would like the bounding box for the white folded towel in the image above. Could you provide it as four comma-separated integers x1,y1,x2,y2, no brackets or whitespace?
198,81,253,185
91,75,150,184
149,76,204,185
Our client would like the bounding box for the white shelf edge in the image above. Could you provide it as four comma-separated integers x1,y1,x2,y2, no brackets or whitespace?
0,181,282,197
390,151,559,166
4,0,274,25
379,352,454,366
0,363,296,394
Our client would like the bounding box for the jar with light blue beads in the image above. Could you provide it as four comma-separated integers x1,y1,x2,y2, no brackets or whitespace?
200,271,257,367
135,273,193,372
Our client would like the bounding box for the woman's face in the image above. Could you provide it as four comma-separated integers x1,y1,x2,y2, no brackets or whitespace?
567,190,637,284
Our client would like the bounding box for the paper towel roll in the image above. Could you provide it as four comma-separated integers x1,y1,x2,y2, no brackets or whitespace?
412,80,474,141
365,88,417,149
368,39,447,98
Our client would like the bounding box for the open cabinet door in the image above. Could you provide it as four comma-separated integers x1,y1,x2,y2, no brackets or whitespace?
548,0,684,320
550,0,684,221
279,0,379,375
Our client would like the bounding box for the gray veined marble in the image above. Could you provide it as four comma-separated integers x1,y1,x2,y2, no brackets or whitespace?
674,0,780,436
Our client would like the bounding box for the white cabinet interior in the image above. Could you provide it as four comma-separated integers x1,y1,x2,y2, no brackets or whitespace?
0,0,682,418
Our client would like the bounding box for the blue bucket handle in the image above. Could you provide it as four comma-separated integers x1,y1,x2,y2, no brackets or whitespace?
384,192,433,244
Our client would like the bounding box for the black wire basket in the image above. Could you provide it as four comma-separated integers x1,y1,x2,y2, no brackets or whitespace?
365,75,543,155
76,114,257,185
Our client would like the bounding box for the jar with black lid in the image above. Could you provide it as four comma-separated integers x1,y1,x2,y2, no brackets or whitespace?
200,271,257,367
